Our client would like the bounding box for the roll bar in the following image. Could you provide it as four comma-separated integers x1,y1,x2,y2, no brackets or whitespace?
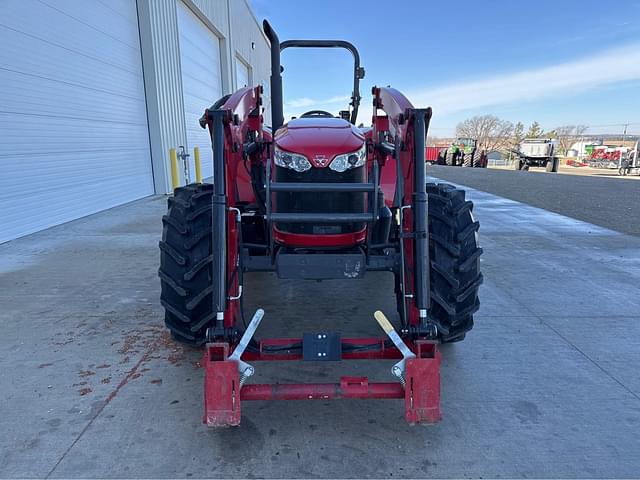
263,20,364,131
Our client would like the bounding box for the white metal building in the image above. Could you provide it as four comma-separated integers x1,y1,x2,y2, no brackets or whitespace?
0,0,271,243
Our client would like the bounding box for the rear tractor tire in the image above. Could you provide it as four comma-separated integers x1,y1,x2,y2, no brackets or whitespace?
472,149,485,168
445,150,454,166
159,184,215,345
463,151,473,167
426,183,483,343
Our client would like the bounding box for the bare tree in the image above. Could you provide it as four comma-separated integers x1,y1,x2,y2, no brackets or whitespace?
575,124,588,137
554,124,590,155
554,125,575,154
456,115,514,152
427,135,441,146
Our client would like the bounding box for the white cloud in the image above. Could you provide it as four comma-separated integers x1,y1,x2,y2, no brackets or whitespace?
284,95,351,118
325,95,351,103
284,43,640,127
285,97,316,109
408,43,640,116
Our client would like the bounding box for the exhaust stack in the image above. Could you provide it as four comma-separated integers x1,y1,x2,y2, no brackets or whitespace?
262,20,284,131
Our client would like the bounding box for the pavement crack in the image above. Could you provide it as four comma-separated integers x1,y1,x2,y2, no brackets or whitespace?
45,337,161,478
538,320,640,403
493,277,640,403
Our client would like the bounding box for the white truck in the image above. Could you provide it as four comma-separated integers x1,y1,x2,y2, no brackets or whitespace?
513,138,559,173
618,140,640,176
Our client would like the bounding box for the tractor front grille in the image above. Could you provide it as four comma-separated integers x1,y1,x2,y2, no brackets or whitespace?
274,165,367,234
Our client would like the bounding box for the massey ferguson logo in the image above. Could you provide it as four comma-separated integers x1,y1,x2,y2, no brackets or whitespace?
314,154,328,166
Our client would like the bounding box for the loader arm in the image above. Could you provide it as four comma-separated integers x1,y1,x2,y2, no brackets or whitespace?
371,86,433,331
200,85,266,337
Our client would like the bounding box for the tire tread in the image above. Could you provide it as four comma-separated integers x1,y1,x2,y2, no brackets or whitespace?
427,183,483,342
159,183,215,345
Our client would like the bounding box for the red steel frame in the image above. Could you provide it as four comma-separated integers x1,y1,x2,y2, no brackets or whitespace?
201,85,441,427
203,338,441,427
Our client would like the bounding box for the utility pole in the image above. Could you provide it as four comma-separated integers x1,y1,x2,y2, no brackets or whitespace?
621,124,629,169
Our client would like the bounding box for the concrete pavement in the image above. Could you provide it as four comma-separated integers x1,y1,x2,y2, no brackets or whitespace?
429,165,640,237
1,184,639,478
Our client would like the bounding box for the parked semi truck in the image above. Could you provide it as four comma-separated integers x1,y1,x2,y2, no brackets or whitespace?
513,138,559,172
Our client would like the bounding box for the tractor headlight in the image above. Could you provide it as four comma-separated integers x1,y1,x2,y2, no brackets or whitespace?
274,146,312,172
329,144,367,173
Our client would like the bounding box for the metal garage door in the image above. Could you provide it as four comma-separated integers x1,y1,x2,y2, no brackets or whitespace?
236,58,250,89
0,0,153,243
177,0,222,180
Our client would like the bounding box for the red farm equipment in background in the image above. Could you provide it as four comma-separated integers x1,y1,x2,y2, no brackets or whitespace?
425,146,445,164
591,146,622,161
158,21,483,427
587,145,626,169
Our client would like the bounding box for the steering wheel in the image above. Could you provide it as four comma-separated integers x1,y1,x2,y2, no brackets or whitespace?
300,110,334,118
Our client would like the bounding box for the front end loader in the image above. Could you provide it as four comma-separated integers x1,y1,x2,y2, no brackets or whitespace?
158,21,483,426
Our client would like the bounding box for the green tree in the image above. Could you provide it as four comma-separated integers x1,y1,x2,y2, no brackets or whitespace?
512,122,525,146
526,121,543,138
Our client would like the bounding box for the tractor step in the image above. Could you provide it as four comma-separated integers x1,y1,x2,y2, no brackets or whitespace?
268,212,375,223
269,181,375,192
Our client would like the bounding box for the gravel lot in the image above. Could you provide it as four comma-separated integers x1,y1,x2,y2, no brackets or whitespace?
428,165,640,237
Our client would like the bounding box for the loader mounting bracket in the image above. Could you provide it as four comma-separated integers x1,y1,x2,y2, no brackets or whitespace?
202,338,441,426
302,332,342,361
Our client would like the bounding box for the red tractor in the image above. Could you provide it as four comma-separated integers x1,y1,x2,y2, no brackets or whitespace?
159,21,483,426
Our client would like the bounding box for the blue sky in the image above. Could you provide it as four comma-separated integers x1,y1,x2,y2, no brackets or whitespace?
250,0,640,137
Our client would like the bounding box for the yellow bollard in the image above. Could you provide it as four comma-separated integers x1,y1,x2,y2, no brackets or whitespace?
194,147,202,183
169,148,179,191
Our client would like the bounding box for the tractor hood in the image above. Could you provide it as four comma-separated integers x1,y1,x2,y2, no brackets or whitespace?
274,118,365,168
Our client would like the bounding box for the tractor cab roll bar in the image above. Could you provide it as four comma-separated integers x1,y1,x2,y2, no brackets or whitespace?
263,20,364,131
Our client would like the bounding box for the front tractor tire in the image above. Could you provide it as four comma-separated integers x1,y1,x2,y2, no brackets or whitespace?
159,184,214,345
427,183,483,342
